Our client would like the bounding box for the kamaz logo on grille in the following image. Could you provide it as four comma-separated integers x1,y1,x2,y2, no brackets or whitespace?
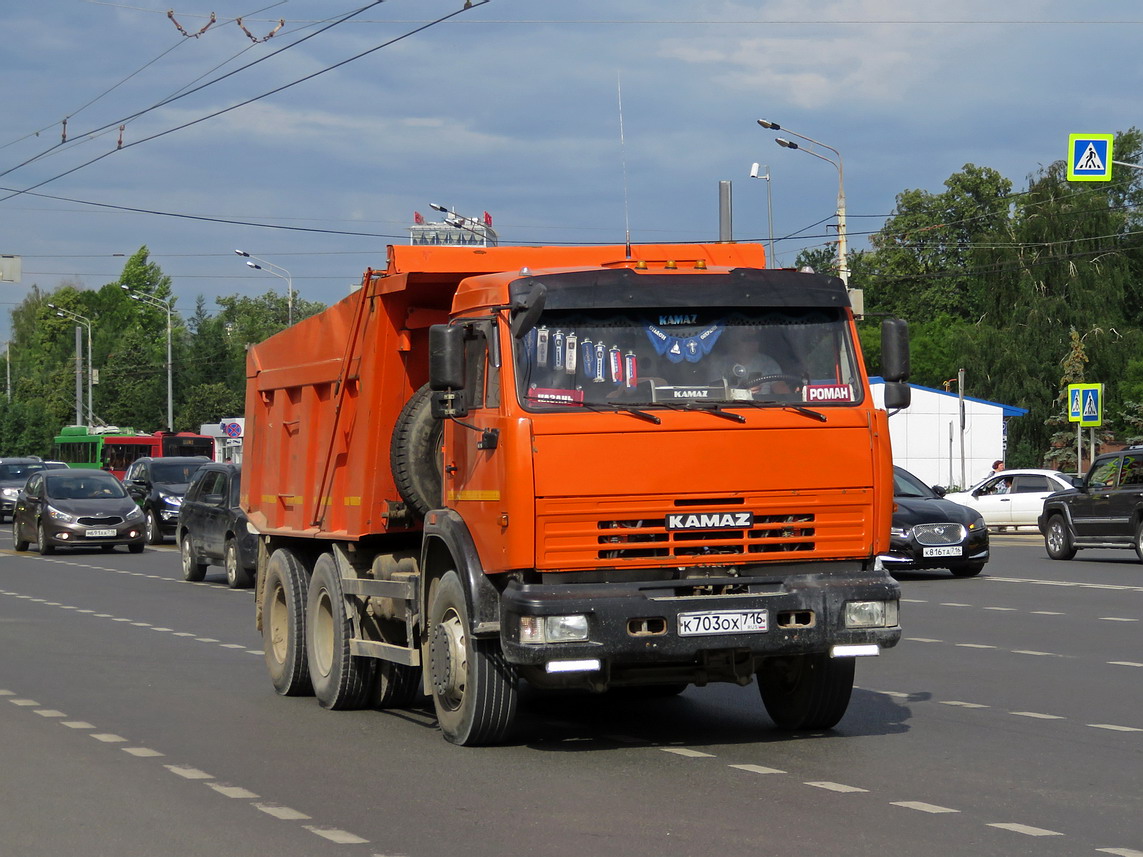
666,512,754,530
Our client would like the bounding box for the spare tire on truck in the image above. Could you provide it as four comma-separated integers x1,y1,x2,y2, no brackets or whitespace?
390,384,444,518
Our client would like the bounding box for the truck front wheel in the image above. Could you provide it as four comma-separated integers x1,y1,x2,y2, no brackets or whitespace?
758,653,855,731
306,553,374,710
427,570,517,745
262,548,313,697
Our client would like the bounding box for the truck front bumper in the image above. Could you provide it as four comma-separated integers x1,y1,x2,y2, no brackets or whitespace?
499,562,901,677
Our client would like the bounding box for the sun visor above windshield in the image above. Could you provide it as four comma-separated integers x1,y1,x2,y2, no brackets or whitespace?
508,267,849,311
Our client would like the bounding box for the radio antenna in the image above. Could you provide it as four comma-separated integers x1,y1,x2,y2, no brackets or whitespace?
617,73,632,258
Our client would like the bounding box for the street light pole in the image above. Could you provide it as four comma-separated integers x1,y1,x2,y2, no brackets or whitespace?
235,250,293,326
749,162,776,265
758,119,848,285
122,288,174,432
49,304,94,425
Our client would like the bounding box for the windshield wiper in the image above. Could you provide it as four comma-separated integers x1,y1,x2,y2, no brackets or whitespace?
740,400,828,422
657,401,746,423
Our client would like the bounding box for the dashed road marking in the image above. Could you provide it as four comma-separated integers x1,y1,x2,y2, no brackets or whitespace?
91,733,128,743
1088,724,1143,733
210,784,260,799
892,801,959,814
1011,712,1064,720
62,721,94,729
987,822,1062,836
123,747,164,757
1109,661,1143,668
956,643,996,649
255,804,311,821
940,701,989,709
1099,617,1138,623
661,747,713,758
805,781,867,793
166,765,213,780
1097,848,1143,856
729,763,786,775
305,826,369,845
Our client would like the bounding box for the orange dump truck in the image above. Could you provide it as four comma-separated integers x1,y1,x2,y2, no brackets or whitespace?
243,242,911,745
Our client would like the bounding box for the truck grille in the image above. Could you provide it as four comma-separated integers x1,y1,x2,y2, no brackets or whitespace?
536,492,872,570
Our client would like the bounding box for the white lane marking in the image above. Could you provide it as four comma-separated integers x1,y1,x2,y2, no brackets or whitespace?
166,765,213,780
1097,848,1143,856
891,801,959,814
905,637,942,643
987,576,1143,593
1031,610,1065,615
9,698,40,706
254,804,311,821
62,721,95,729
987,822,1062,836
661,747,713,758
35,710,67,718
123,747,164,757
729,764,786,775
1088,724,1143,733
955,643,997,649
195,638,220,643
940,701,989,709
1012,650,1057,657
805,781,868,793
984,607,1017,611
940,602,971,608
1010,711,1065,720
0,690,13,696
305,827,369,845
209,784,260,799
1099,617,1138,622
1109,661,1143,668
901,598,927,603
91,733,127,743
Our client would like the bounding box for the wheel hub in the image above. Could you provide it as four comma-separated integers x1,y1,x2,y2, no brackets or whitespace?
430,614,467,703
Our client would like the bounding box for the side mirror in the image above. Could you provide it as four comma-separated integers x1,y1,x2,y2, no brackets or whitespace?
931,485,947,497
429,324,466,392
881,318,910,382
883,380,911,410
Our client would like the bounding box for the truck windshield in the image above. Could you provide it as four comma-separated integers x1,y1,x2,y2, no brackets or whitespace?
514,307,862,410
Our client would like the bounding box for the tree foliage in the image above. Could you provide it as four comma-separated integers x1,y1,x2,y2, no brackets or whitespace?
0,248,325,456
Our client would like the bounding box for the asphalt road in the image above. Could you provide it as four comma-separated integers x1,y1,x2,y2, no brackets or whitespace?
1,531,1140,857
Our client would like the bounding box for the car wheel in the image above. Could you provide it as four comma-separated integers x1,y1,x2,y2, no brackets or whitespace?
225,538,253,589
145,509,164,545
128,542,144,554
12,517,28,552
1044,514,1077,560
950,561,985,578
180,532,207,582
37,520,55,555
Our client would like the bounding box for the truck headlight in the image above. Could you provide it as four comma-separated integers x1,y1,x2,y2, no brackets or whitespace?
844,600,899,628
519,614,590,644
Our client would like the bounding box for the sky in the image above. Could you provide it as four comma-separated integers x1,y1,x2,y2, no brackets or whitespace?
2,1,1142,344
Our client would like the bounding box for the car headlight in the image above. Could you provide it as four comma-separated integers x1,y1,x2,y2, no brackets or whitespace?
159,493,183,508
1,487,19,500
968,517,986,531
125,505,144,521
889,526,908,538
47,505,77,523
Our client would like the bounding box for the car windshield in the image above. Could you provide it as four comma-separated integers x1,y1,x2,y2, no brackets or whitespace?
513,307,861,410
0,462,46,481
894,468,936,499
46,475,127,500
151,460,206,483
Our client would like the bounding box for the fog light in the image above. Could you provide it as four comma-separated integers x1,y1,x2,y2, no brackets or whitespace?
844,600,898,628
545,658,601,673
832,644,880,658
518,614,590,644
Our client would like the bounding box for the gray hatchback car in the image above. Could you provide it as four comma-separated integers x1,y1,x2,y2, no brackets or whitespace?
13,469,145,554
177,462,257,588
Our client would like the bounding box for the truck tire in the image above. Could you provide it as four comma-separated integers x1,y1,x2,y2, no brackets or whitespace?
306,553,375,710
1044,514,1077,560
262,548,313,697
374,661,422,709
427,570,517,745
180,532,208,582
391,384,444,518
758,653,855,731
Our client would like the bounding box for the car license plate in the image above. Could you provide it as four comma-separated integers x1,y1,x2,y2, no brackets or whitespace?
85,528,116,538
678,609,768,637
922,546,962,557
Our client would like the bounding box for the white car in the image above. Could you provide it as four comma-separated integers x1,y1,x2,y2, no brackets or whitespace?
944,469,1079,529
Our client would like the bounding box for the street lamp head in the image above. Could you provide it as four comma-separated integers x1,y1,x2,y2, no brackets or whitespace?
429,203,449,213
757,119,780,130
776,138,798,150
247,261,260,270
234,249,249,257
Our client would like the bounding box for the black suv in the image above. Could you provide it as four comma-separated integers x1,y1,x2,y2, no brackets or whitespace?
1039,446,1143,561
177,462,257,588
124,456,211,545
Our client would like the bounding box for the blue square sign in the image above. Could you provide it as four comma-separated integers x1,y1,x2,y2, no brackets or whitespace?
1068,134,1113,182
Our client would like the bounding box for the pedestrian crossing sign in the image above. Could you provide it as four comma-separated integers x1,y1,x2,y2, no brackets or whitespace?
1067,382,1103,426
1067,134,1113,182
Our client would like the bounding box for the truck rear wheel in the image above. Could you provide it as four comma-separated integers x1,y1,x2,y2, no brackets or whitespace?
427,570,517,745
262,548,313,697
758,653,855,731
306,553,374,710
391,384,443,518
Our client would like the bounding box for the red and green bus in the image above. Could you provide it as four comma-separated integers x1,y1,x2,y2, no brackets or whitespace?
52,426,215,479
